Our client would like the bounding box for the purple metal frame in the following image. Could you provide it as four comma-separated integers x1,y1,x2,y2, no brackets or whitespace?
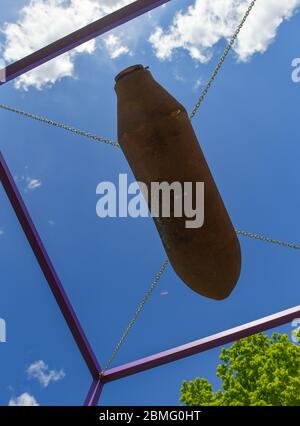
0,152,100,378
0,0,299,406
0,0,170,84
102,305,300,383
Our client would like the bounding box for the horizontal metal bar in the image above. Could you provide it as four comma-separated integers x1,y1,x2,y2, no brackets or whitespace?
0,150,101,378
0,0,170,85
102,305,300,383
84,380,103,406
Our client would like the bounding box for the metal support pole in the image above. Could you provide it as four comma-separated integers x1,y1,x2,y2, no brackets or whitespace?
84,380,103,406
102,305,300,383
0,0,170,85
0,150,101,378
1,0,299,407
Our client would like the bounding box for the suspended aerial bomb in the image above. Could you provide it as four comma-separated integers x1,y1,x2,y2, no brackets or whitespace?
115,65,241,300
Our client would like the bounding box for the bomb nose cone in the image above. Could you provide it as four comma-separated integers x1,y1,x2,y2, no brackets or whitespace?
115,64,145,83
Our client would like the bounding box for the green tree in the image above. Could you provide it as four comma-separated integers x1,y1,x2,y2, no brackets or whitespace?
180,332,300,406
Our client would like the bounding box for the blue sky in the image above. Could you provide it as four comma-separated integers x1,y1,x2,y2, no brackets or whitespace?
0,0,300,406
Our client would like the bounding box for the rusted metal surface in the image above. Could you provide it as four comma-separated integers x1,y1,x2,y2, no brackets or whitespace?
115,65,241,300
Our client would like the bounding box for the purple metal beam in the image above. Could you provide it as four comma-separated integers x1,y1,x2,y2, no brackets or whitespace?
84,380,103,406
0,0,170,85
1,0,298,408
0,150,101,378
102,305,300,383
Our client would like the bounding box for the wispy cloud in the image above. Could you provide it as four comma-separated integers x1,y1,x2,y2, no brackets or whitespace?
174,71,185,82
160,291,169,297
9,392,39,406
27,360,65,388
0,229,4,236
193,78,202,92
26,178,42,191
150,0,300,63
14,175,42,191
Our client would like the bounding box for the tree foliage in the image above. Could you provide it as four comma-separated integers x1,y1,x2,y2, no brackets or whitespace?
180,332,300,406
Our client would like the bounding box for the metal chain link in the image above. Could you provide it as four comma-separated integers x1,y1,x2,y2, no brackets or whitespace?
236,229,300,250
99,259,169,377
100,228,300,376
100,227,300,377
4,0,296,377
189,0,257,120
0,1,258,145
0,103,120,148
100,0,258,375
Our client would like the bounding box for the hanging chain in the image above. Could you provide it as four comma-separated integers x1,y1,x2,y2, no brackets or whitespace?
100,228,300,377
0,1,258,145
99,0,258,375
99,259,169,378
236,229,300,250
3,0,297,376
0,103,120,148
189,0,257,120
100,227,300,377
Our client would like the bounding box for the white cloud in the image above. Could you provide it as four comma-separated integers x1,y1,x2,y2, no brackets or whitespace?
149,0,300,63
0,229,4,236
9,392,39,406
174,71,185,82
193,78,201,91
27,360,65,388
26,178,42,191
2,0,132,90
103,34,130,59
14,174,42,191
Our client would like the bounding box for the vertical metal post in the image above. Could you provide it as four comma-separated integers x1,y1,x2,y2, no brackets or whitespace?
84,380,103,406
